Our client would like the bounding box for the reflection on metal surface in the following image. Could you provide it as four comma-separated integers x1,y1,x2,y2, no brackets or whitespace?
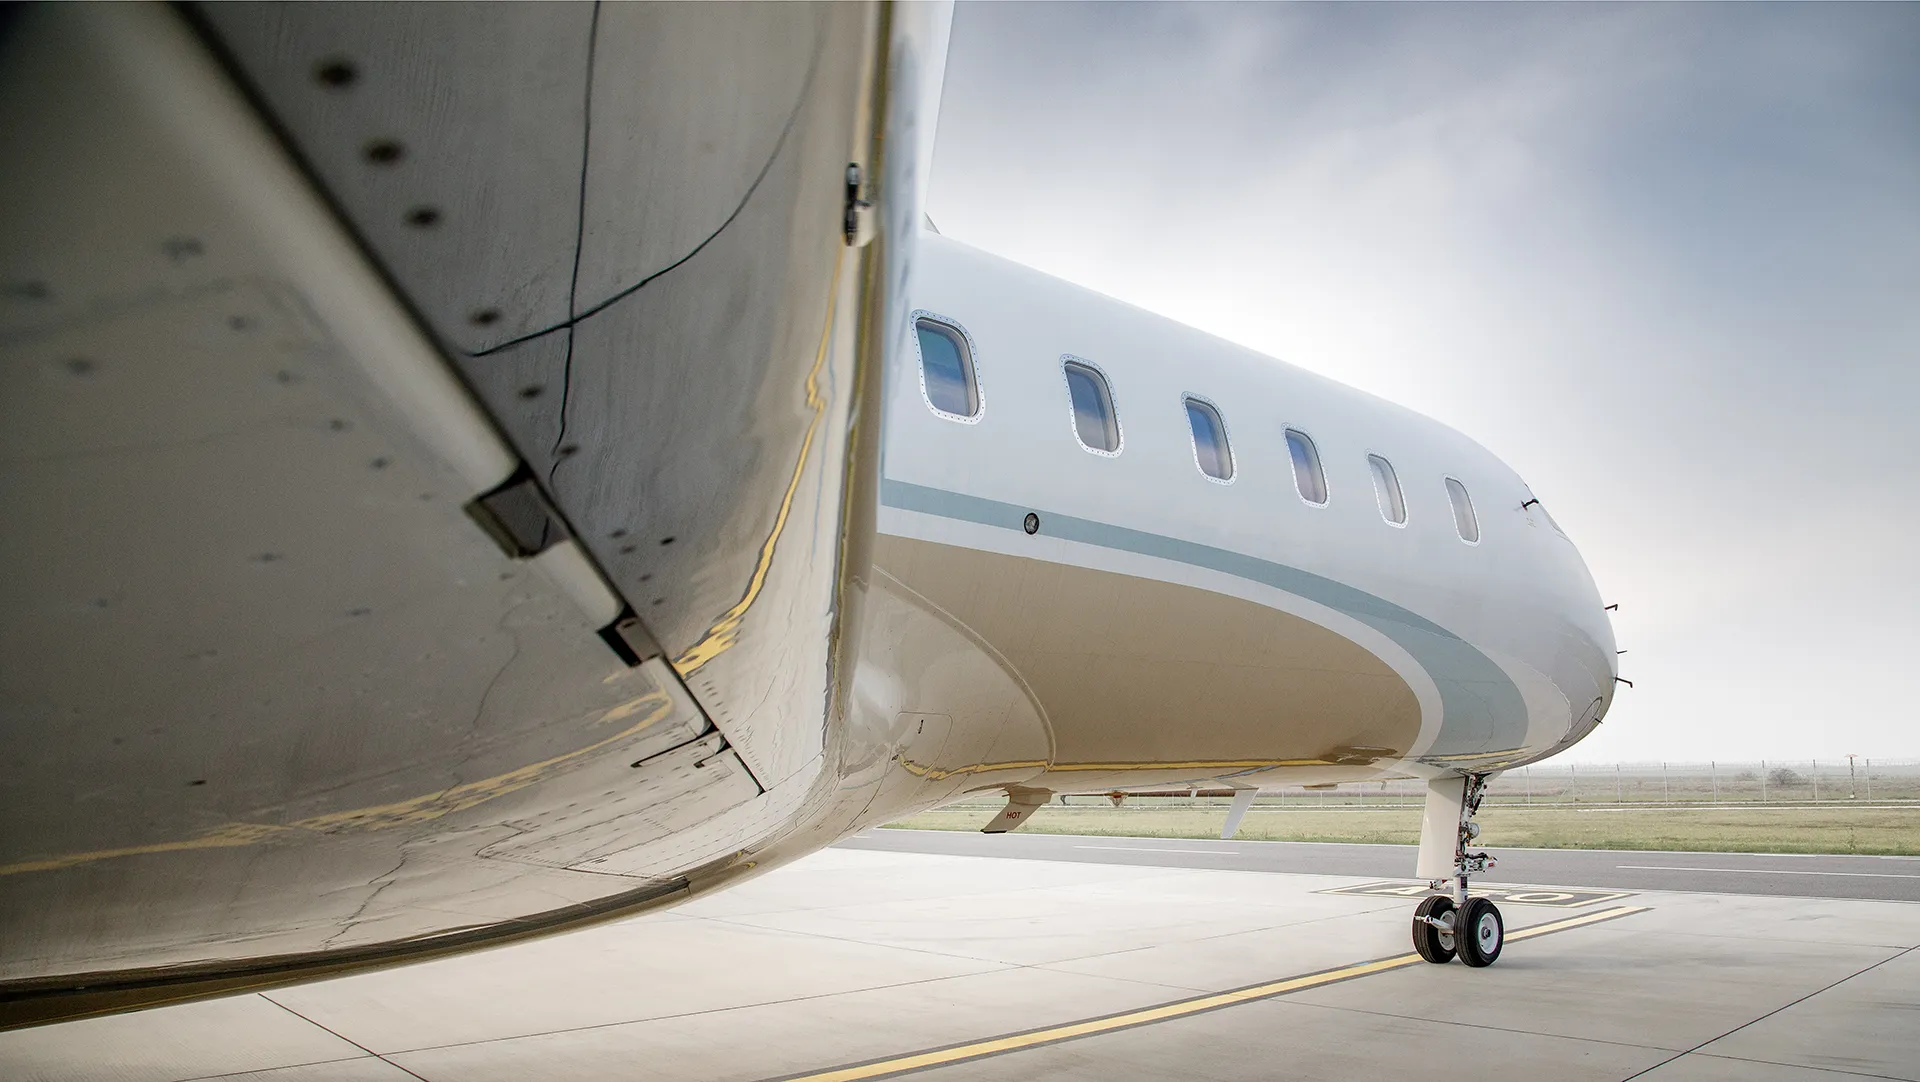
0,691,675,879
673,250,844,677
0,0,924,1024
895,758,1050,781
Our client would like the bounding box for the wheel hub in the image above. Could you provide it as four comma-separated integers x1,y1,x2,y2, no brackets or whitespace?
1475,912,1500,952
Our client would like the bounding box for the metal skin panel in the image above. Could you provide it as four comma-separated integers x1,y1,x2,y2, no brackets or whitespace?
204,1,879,788
0,1,750,993
0,1,963,1026
570,2,821,311
879,233,1618,783
479,733,764,871
196,1,595,356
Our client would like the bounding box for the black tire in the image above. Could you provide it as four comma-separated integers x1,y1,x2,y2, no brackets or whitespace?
1412,895,1456,964
1457,897,1504,967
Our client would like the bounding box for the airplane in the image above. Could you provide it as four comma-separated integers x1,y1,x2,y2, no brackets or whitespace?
0,2,1616,1027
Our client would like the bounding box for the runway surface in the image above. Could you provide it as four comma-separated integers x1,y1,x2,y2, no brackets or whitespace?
4,837,1917,1081
842,828,1920,901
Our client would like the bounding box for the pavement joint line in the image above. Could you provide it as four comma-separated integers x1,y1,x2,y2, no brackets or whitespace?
175,1053,378,1082
1272,995,1686,1056
1677,1052,1914,1081
257,994,434,1082
1619,943,1919,1082
766,904,1651,1082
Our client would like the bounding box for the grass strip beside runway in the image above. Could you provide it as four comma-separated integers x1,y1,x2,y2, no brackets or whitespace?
883,803,1920,855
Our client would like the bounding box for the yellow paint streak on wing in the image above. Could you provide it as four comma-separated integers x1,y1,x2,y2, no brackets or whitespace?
0,692,677,877
293,694,675,832
782,905,1650,1081
0,824,302,877
895,758,1049,781
673,250,845,676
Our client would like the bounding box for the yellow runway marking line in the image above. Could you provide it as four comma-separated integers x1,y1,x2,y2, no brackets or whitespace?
774,905,1651,1082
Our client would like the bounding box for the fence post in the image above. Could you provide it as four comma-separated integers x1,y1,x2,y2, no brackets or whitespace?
1813,760,1819,802
1616,764,1623,803
1663,762,1669,802
1571,763,1577,803
1761,759,1767,803
1866,759,1872,802
1525,766,1532,804
1711,760,1718,803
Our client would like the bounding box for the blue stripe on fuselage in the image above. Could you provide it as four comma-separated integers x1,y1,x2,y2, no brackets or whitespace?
879,478,1529,760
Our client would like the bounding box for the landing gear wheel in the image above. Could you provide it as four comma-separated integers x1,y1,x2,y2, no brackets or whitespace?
1457,897,1504,967
1412,895,1456,964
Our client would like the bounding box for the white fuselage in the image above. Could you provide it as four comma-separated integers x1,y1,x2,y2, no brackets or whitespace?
863,233,1616,803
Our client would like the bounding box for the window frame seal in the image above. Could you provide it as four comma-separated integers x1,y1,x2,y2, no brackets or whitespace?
1181,392,1236,485
910,309,986,424
1365,449,1408,528
1281,424,1331,507
1059,354,1124,457
1443,474,1482,546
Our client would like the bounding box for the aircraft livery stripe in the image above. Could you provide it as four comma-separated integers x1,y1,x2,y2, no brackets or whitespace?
878,478,1530,759
773,905,1651,1080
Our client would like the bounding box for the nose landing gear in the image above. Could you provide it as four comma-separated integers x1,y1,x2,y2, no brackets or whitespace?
1411,772,1504,967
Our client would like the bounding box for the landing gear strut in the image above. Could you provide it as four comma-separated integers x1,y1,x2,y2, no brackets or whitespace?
1411,773,1503,967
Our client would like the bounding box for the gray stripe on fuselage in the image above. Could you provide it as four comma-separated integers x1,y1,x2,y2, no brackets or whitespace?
880,478,1528,760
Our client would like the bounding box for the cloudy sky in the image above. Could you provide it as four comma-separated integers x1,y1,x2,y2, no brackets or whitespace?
927,2,1920,763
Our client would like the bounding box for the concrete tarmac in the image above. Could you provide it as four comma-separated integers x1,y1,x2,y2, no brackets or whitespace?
3,836,1917,1081
845,828,1920,901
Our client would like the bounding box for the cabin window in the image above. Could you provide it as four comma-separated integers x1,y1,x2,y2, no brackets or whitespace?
1368,454,1406,525
1062,359,1120,453
914,316,979,419
1445,476,1480,543
1285,429,1328,505
1184,397,1234,481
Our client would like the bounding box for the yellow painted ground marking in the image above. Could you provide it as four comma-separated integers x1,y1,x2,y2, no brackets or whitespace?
777,905,1651,1082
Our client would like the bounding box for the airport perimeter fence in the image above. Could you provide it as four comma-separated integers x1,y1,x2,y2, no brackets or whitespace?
1021,758,1920,810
